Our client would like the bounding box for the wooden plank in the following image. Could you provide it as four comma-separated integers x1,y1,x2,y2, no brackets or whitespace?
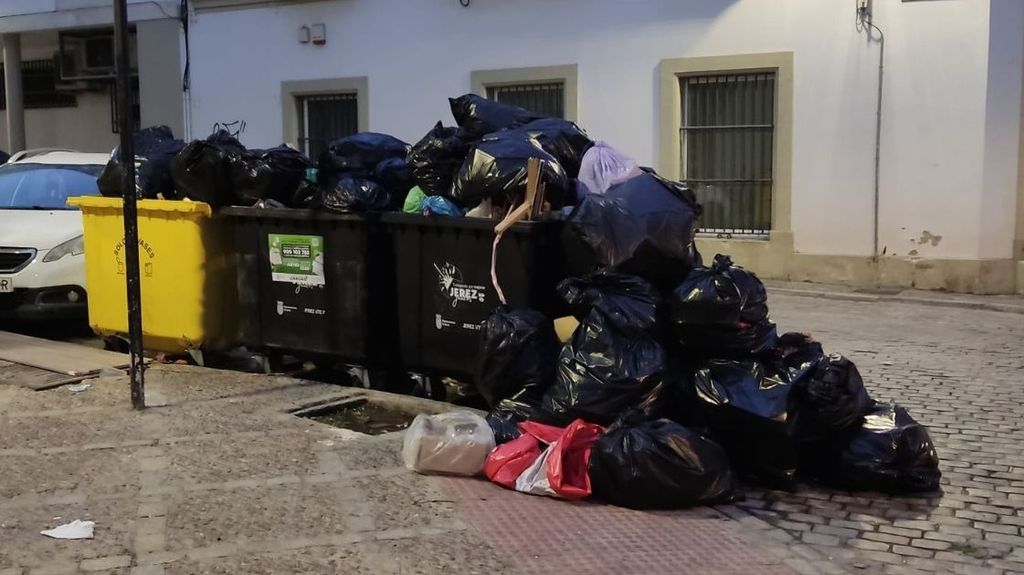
0,330,130,376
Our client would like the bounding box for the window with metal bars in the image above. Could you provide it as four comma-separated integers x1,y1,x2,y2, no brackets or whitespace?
0,60,77,110
680,72,775,237
486,82,564,119
298,93,358,158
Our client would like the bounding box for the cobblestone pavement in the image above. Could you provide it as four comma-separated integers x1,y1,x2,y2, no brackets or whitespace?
729,293,1024,575
0,290,1021,574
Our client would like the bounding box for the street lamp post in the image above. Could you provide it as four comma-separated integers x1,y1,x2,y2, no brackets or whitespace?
113,0,145,409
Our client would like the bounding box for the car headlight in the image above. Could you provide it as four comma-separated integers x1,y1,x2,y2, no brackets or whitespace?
42,235,85,263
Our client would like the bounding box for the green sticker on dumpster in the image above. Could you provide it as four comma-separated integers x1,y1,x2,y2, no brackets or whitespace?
268,234,325,287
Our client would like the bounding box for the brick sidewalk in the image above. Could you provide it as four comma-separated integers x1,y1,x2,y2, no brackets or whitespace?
0,363,816,575
0,291,1021,574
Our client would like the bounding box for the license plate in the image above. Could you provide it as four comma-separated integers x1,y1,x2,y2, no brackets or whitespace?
0,277,12,293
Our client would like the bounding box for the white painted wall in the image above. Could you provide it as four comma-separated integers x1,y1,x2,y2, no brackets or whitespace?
187,0,1019,261
0,30,118,153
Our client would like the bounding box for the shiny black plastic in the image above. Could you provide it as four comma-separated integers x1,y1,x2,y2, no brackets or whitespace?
588,412,737,509
319,132,409,176
693,359,798,489
566,172,699,288
806,403,941,493
449,93,544,140
406,122,472,197
557,274,659,333
541,274,667,426
476,307,560,407
508,118,593,178
486,388,545,445
321,176,391,213
451,132,569,208
100,125,185,200
790,354,873,444
171,129,246,207
669,254,777,357
231,145,314,206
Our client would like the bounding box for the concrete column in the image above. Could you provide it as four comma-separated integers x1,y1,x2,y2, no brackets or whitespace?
2,33,25,153
136,19,184,137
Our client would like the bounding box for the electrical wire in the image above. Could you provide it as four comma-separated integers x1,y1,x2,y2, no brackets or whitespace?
181,0,191,92
142,0,180,21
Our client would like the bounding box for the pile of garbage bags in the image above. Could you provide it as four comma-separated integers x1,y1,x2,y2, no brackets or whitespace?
405,253,941,510
105,94,597,217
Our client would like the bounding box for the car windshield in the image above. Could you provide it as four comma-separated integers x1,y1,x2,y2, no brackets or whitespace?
0,163,102,210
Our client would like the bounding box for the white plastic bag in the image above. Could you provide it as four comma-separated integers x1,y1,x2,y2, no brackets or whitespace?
402,411,496,476
576,141,644,196
513,445,561,498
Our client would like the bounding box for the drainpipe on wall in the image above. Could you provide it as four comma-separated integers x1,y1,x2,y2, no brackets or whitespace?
2,33,25,153
858,2,885,264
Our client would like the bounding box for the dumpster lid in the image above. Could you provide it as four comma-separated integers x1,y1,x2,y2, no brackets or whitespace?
220,206,376,222
69,196,213,216
381,211,561,232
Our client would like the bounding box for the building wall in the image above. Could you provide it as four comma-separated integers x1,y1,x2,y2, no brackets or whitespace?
0,30,119,153
186,0,1023,292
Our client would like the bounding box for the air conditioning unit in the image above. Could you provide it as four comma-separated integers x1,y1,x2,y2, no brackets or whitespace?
57,28,137,82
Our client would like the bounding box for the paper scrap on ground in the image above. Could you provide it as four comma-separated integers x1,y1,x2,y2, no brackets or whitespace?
68,383,92,393
40,520,95,540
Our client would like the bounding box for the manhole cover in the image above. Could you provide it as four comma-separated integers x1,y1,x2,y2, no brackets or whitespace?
293,397,417,435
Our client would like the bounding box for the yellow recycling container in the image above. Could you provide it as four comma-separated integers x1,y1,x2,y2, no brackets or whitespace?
69,197,238,353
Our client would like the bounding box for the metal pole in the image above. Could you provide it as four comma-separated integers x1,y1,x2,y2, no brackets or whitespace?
2,34,26,153
114,0,145,409
868,20,884,263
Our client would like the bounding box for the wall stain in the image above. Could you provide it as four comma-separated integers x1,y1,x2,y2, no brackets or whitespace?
916,230,942,246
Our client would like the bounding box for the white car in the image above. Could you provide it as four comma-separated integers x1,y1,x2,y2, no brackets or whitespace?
0,150,108,321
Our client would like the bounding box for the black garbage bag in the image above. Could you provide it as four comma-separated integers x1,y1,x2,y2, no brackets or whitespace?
291,179,322,209
693,359,798,489
770,332,826,376
790,354,873,444
449,93,545,140
669,254,777,357
373,157,416,199
805,403,941,493
566,172,700,288
99,125,185,199
557,274,660,333
319,132,409,176
321,175,391,213
231,145,314,206
486,388,545,445
476,307,560,408
407,122,473,197
451,132,569,209
510,118,593,178
588,411,737,509
172,129,246,207
541,274,668,426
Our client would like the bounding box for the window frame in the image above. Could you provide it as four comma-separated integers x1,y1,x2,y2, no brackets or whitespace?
471,64,579,122
659,53,793,239
0,59,78,110
295,93,359,158
281,77,368,152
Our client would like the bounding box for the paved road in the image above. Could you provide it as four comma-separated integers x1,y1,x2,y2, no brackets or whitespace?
731,293,1024,575
0,290,1021,574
